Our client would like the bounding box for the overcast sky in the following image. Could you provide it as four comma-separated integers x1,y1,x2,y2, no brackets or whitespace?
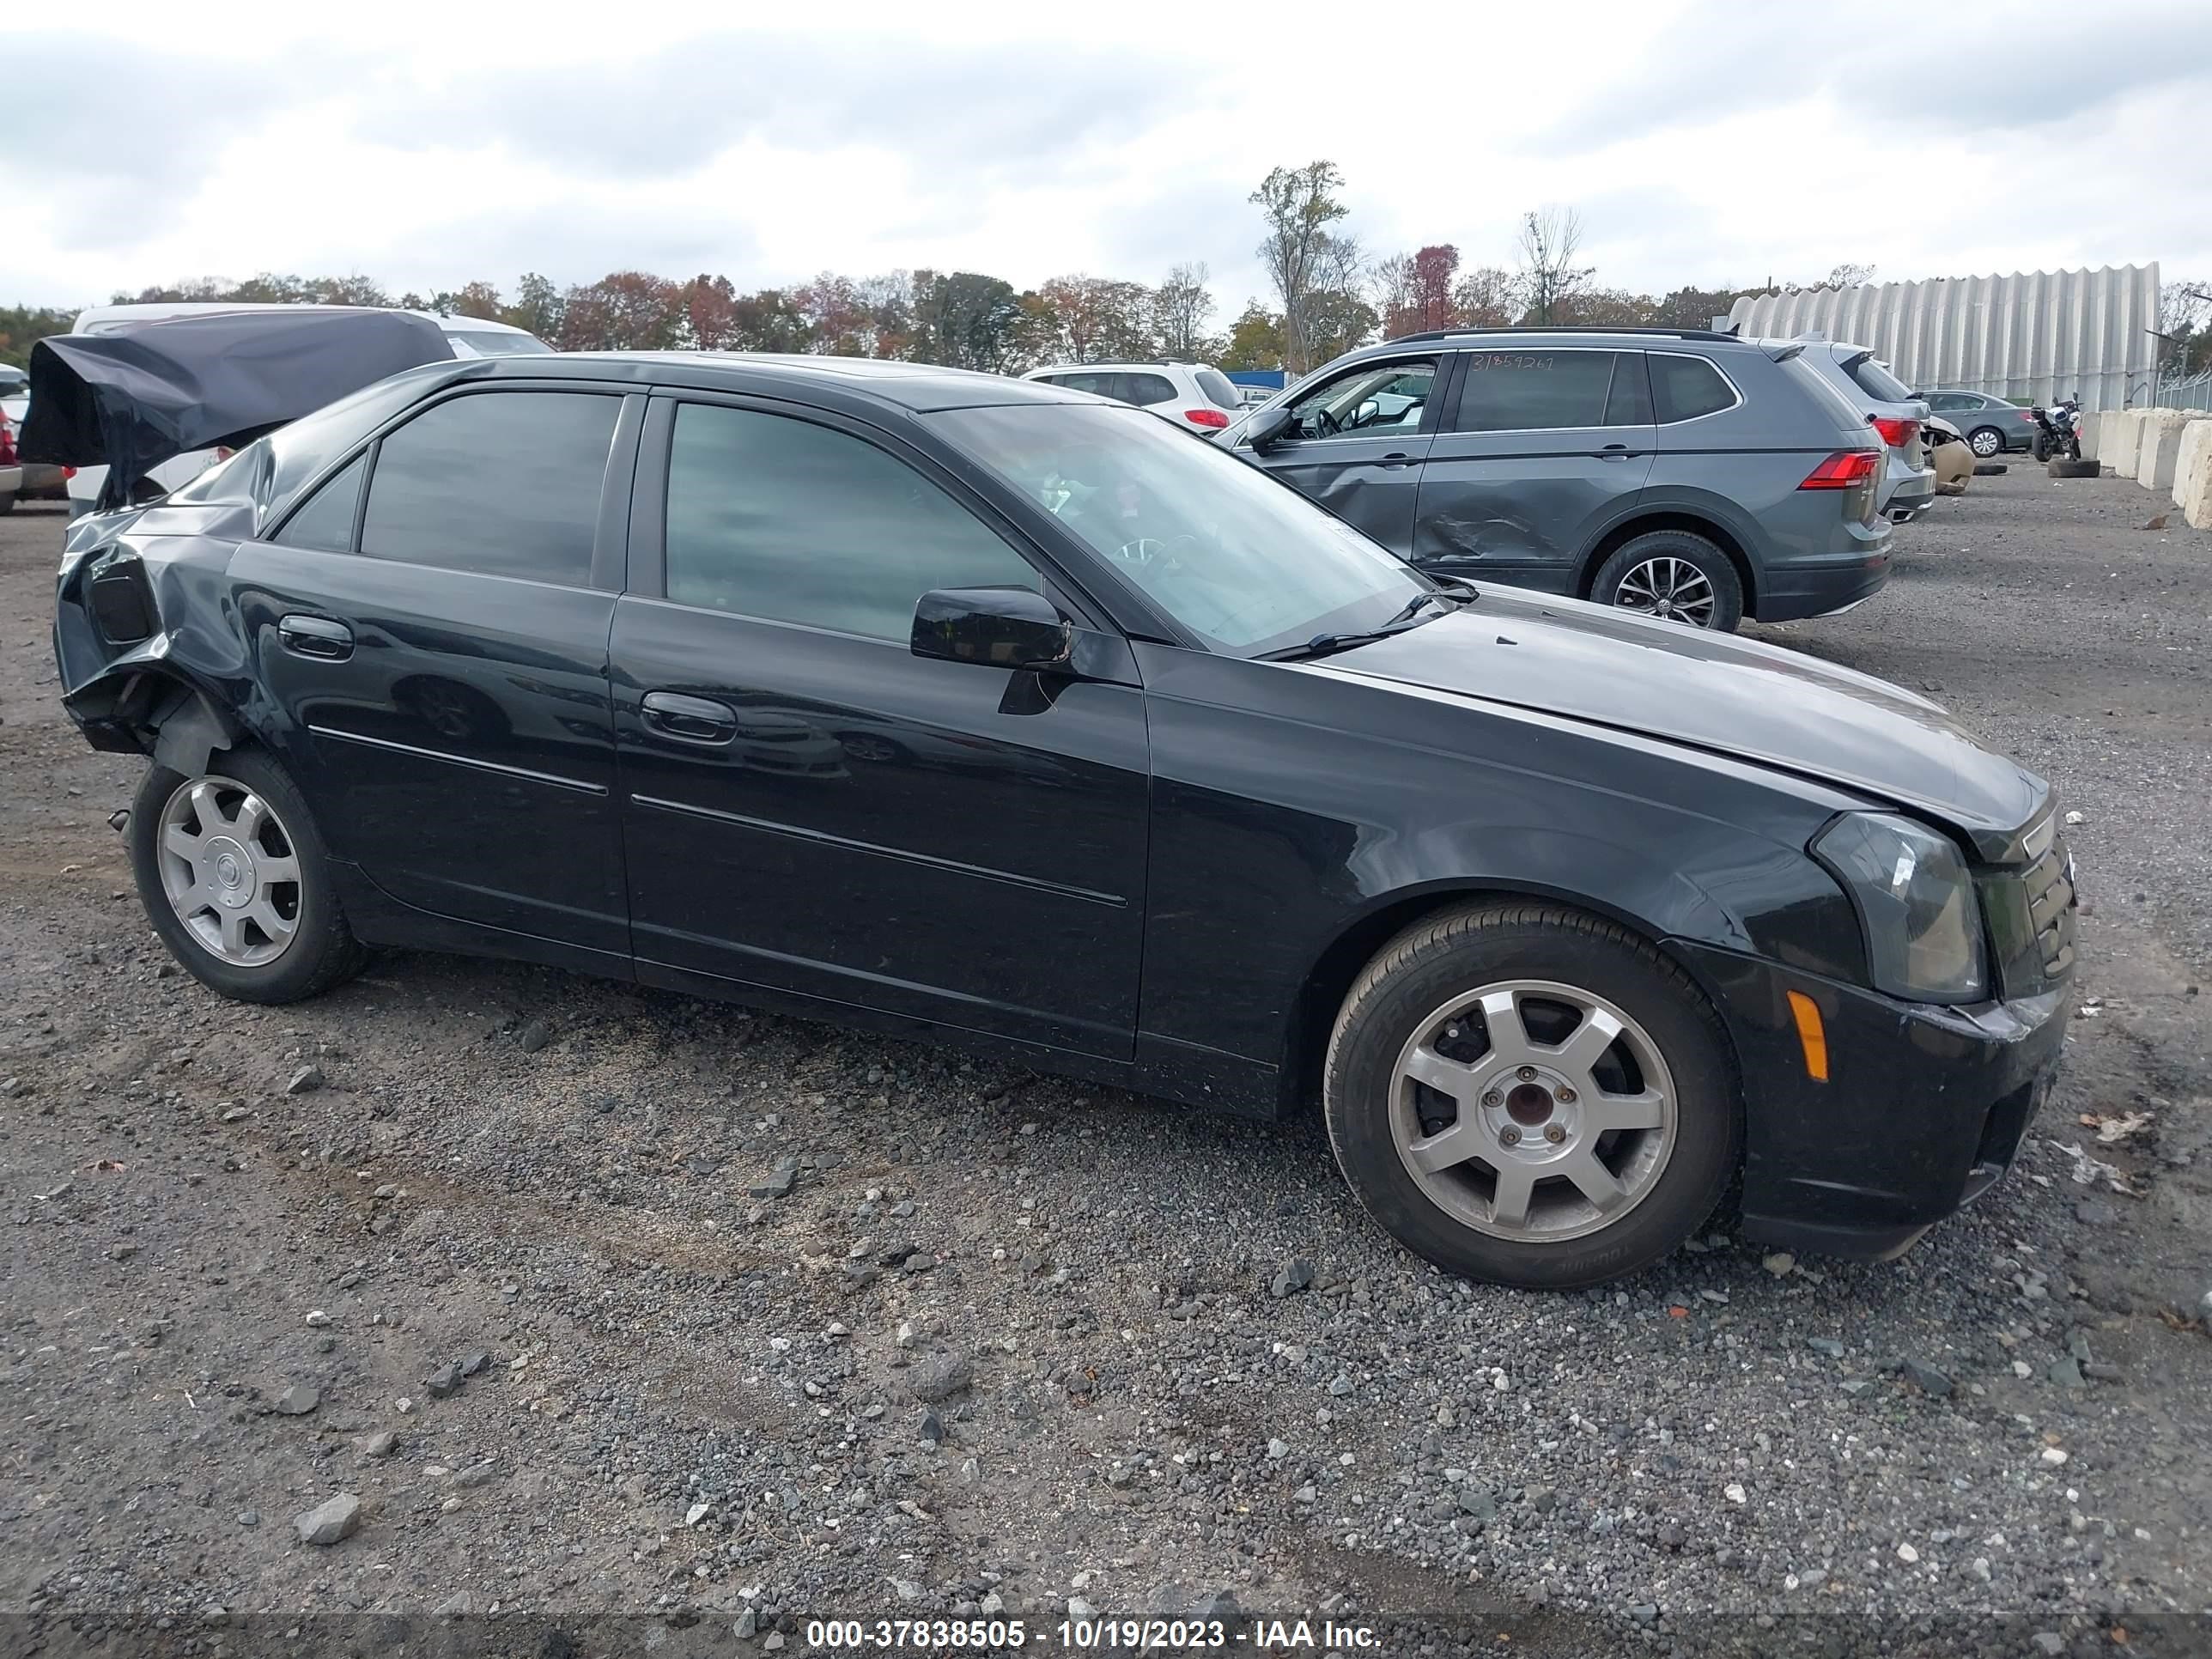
8,0,2209,317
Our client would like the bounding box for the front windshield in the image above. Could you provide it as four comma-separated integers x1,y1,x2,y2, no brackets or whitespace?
930,403,1429,656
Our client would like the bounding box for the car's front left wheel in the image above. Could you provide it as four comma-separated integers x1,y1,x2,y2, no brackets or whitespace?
1967,427,2004,459
1323,902,1740,1289
128,747,368,1003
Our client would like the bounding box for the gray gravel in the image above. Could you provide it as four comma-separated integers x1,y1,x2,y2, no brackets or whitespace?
3,472,2209,1656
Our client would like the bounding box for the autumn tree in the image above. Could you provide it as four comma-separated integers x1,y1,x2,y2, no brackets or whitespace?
0,304,73,370
682,274,742,349
1450,265,1521,329
1253,161,1358,374
1516,208,1592,325
912,270,1024,371
557,271,685,351
1154,262,1217,360
726,289,811,353
504,272,565,342
1219,302,1285,370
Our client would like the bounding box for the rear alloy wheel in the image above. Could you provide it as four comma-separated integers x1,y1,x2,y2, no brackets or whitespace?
1590,531,1744,632
129,747,368,1003
1324,902,1739,1288
1967,427,2003,459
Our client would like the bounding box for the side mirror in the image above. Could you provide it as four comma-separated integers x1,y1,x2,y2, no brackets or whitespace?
1246,406,1293,453
911,586,1073,672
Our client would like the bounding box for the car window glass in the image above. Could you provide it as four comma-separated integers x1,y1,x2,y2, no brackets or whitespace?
1284,359,1437,440
1650,354,1739,423
271,454,367,553
1194,368,1243,410
360,392,617,584
1121,373,1176,406
1060,372,1115,400
665,404,1036,641
1845,354,1916,403
1451,349,1620,432
934,402,1425,658
1602,353,1652,425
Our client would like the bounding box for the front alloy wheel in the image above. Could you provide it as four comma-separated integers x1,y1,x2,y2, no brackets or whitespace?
1389,980,1676,1242
1324,902,1739,1288
1968,427,2003,459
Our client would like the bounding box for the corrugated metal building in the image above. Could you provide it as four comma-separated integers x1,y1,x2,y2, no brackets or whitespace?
1727,264,2162,410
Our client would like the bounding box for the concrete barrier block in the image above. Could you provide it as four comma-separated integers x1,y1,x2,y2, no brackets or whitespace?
2178,416,2212,530
2172,416,2212,509
2078,410,2104,461
2105,409,2148,478
2136,409,2196,490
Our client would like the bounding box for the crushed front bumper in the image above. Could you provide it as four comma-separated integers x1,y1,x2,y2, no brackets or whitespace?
1670,942,2068,1260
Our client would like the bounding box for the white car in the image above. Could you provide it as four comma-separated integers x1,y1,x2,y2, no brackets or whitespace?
62,304,550,515
3,369,70,514
1020,362,1245,434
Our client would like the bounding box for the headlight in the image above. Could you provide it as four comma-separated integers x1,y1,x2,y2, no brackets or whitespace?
1814,813,1987,1003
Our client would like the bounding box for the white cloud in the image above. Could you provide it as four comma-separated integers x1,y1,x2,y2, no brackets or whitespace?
3,0,2207,313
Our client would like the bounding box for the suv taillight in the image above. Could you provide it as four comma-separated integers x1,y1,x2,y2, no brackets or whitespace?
1183,408,1230,429
1800,451,1879,489
1870,416,1918,448
0,416,15,467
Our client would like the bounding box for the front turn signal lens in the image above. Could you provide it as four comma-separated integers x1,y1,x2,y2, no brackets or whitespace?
1786,990,1829,1083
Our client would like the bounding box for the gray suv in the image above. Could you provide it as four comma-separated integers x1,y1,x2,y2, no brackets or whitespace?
1218,328,1893,632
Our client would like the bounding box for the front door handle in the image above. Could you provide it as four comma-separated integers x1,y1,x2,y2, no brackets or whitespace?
1376,452,1419,469
1595,443,1639,460
641,690,738,744
277,614,354,660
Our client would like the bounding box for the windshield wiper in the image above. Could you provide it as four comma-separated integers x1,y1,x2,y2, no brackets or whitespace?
1256,591,1455,662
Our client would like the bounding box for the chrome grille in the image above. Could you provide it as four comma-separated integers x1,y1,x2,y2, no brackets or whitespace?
2022,831,2077,981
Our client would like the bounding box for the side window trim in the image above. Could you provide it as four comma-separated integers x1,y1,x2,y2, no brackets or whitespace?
1647,351,1747,426
633,389,1117,640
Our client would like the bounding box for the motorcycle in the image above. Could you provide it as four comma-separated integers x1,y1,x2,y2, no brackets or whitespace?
2030,398,2082,462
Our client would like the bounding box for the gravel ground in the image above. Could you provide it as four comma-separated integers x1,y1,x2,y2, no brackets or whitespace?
2,465,2209,1659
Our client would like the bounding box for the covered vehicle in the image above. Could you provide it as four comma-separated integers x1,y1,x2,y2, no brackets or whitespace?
22,305,506,513
53,354,2075,1289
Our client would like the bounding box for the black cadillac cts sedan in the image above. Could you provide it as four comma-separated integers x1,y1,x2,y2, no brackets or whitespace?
52,353,2076,1288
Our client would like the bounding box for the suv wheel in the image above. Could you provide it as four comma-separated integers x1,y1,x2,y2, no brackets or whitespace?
1323,902,1740,1289
128,747,368,1003
1590,531,1744,632
1967,426,2004,459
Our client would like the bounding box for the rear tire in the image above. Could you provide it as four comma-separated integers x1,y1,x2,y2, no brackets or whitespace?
0,493,16,515
1589,530,1744,632
2033,434,2051,462
1322,902,1741,1289
128,746,368,1004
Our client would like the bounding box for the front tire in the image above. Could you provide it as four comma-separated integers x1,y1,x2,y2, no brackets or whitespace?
129,747,368,1003
1323,902,1740,1289
1967,427,2003,459
1589,531,1744,632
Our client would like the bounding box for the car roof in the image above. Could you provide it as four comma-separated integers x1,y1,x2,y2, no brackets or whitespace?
71,301,538,339
1024,362,1204,375
498,350,1099,412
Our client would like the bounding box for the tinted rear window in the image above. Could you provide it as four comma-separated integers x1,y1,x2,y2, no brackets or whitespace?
360,391,617,584
1121,373,1176,406
1845,353,1915,404
1650,354,1739,423
1194,368,1243,410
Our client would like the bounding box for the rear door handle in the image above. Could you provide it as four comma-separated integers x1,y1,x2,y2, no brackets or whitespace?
1376,452,1419,469
641,690,738,744
1595,443,1640,460
277,614,354,660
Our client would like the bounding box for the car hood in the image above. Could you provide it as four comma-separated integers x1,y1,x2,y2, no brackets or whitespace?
1315,588,2047,857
